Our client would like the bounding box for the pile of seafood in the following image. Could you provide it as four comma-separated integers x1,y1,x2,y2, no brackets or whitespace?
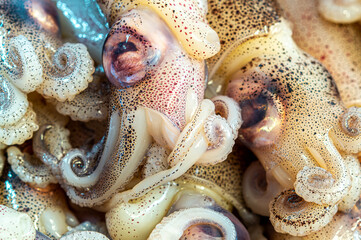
0,0,360,239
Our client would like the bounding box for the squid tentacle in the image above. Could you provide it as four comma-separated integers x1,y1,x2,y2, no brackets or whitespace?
7,146,57,188
295,136,351,205
7,35,43,92
38,43,94,102
269,189,338,236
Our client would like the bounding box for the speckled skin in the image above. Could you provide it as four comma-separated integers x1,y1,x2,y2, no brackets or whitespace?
277,0,361,108
206,0,361,236
206,0,281,71
98,0,220,59
184,143,257,224
0,0,94,145
0,0,94,101
34,0,230,209
205,0,281,97
0,165,74,239
61,11,205,207
105,148,254,240
6,93,72,188
268,211,361,239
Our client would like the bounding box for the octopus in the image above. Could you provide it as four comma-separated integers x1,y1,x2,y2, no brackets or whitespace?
206,0,361,237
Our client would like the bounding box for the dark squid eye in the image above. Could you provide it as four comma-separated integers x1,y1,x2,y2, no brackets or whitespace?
241,91,268,129
239,89,282,148
103,22,165,88
226,65,283,148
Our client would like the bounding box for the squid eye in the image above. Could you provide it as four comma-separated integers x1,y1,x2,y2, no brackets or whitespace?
238,89,282,148
226,67,283,148
103,22,166,88
27,0,60,35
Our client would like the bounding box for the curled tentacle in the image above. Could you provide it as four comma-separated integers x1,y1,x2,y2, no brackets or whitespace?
7,35,43,92
269,190,338,236
243,161,283,216
58,138,104,188
197,114,234,165
196,96,241,165
340,107,361,137
38,43,94,102
0,75,29,127
0,105,38,145
53,76,110,122
34,124,105,188
104,99,237,208
60,231,110,240
211,95,242,136
318,0,361,24
148,208,237,240
268,211,361,239
331,107,361,154
6,146,57,188
106,183,179,240
295,136,351,205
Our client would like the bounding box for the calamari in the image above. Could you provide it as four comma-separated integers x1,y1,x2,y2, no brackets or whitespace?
206,0,361,236
34,0,241,212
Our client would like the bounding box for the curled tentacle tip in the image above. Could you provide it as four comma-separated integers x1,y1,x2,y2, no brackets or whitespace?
294,166,350,205
6,146,57,188
0,105,39,145
211,95,242,138
340,107,361,137
39,43,94,102
269,190,337,236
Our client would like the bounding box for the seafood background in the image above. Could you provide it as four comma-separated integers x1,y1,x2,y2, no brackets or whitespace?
0,0,360,239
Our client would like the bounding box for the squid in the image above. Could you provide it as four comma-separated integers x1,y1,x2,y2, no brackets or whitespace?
104,147,252,240
34,0,241,211
0,0,94,145
206,0,361,236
